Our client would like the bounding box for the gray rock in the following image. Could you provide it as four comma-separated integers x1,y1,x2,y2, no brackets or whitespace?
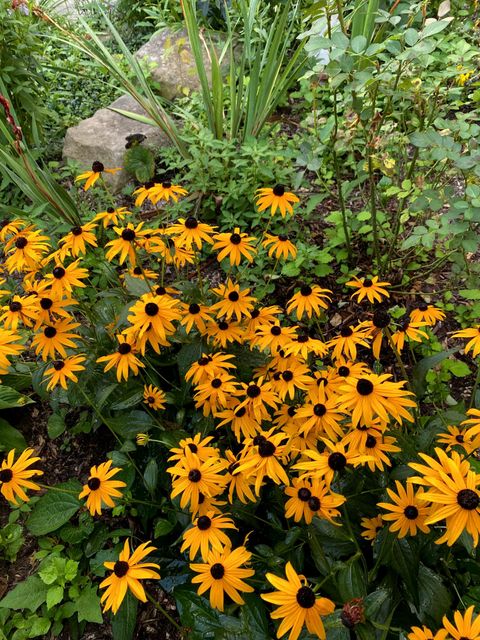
63,94,171,192
135,27,224,101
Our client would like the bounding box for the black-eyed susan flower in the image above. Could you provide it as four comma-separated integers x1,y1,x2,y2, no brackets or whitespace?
342,419,387,452
127,292,181,342
44,355,86,391
75,161,121,191
0,329,24,374
165,216,216,250
93,206,130,228
79,460,126,516
0,218,27,243
377,481,430,538
346,275,391,304
32,319,80,361
252,322,297,354
181,511,236,560
34,292,78,328
97,335,144,382
168,435,218,466
124,322,171,356
105,223,148,266
262,233,297,260
194,372,239,416
210,280,256,321
293,440,370,487
410,301,445,327
286,285,332,320
216,403,261,441
409,448,480,546
235,429,289,495
4,229,51,273
296,398,344,440
185,352,236,386
206,319,244,348
236,377,279,421
271,361,312,401
44,260,88,296
224,450,256,504
100,539,160,614
244,305,282,334
190,546,254,611
59,222,98,257
180,302,212,334
261,561,335,640
461,409,480,449
142,180,187,205
143,384,166,410
168,448,227,512
132,181,156,207
0,448,43,504
391,318,428,352
360,515,383,542
212,227,257,266
327,324,369,361
123,265,158,282
360,433,401,472
452,325,480,358
284,478,345,525
255,185,300,218
1,294,38,330
408,627,447,640
441,606,480,639
283,334,329,360
437,425,476,454
339,374,416,426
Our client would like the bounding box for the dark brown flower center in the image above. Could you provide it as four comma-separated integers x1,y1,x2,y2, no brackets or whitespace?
418,302,428,311
197,515,211,530
187,443,198,453
155,286,167,296
185,217,198,229
198,356,211,366
258,440,276,457
373,309,390,328
189,303,200,314
365,435,377,448
228,461,239,474
338,366,350,377
44,326,57,338
147,396,155,404
218,321,229,330
363,278,373,287
247,384,261,398
40,297,53,310
253,435,266,446
234,406,246,417
52,266,65,279
113,560,129,577
300,285,312,297
118,343,132,355
15,237,28,249
210,563,225,579
250,309,260,319
457,488,480,510
270,326,281,336
341,327,353,337
121,229,136,241
88,477,101,490
278,234,288,241
188,469,201,482
456,434,465,443
92,161,105,173
313,403,327,417
328,452,347,471
162,181,172,189
228,291,239,302
308,496,321,511
107,207,115,214
71,226,83,236
403,505,418,520
145,302,159,316
9,301,22,312
287,406,297,417
53,360,65,371
133,267,142,275
357,379,374,395
0,468,13,483
297,335,309,343
296,586,315,608
282,370,293,382
229,233,241,245
211,378,222,389
298,487,311,501
273,184,285,197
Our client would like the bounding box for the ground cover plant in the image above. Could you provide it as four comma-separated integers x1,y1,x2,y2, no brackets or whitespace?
1,1,480,640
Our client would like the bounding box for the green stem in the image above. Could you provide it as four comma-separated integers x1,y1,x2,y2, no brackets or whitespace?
469,359,480,409
384,328,412,392
368,155,380,270
146,591,183,633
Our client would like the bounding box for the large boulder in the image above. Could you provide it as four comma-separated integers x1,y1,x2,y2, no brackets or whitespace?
135,27,223,101
63,94,171,192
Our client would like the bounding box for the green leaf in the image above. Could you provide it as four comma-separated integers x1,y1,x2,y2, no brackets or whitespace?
390,538,419,607
0,576,49,612
0,418,27,451
175,585,222,639
27,480,82,536
417,565,452,627
154,518,175,537
123,144,155,183
47,414,65,439
111,591,138,640
77,585,103,624
336,558,367,601
46,586,64,610
239,593,270,639
421,19,451,39
459,289,480,300
28,617,51,637
351,35,367,53
143,459,158,495
412,348,458,396
0,385,33,409
110,389,143,411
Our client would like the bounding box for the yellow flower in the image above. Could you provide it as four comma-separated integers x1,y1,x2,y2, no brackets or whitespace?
181,511,236,560
261,561,335,640
135,180,187,206
1,294,39,330
58,222,98,257
180,302,212,334
75,161,121,191
0,449,43,504
44,260,88,296
409,302,445,326
32,319,80,361
210,280,256,321
185,352,236,386
284,478,345,525
451,325,480,358
206,319,244,348
442,605,480,639
104,222,148,266
391,319,429,352
377,481,430,538
345,275,390,304
262,233,297,260
165,216,216,250
193,372,239,416
127,292,181,342
93,206,131,228
143,384,166,410
190,546,254,611
327,324,369,361
293,440,371,487
97,335,144,382
235,429,289,495
408,626,447,640
100,539,160,613
44,355,86,391
0,329,24,374
79,460,126,515
212,227,257,265
360,515,383,542
255,185,299,217
286,284,331,320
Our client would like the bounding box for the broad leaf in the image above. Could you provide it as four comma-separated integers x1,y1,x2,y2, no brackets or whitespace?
27,480,82,536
